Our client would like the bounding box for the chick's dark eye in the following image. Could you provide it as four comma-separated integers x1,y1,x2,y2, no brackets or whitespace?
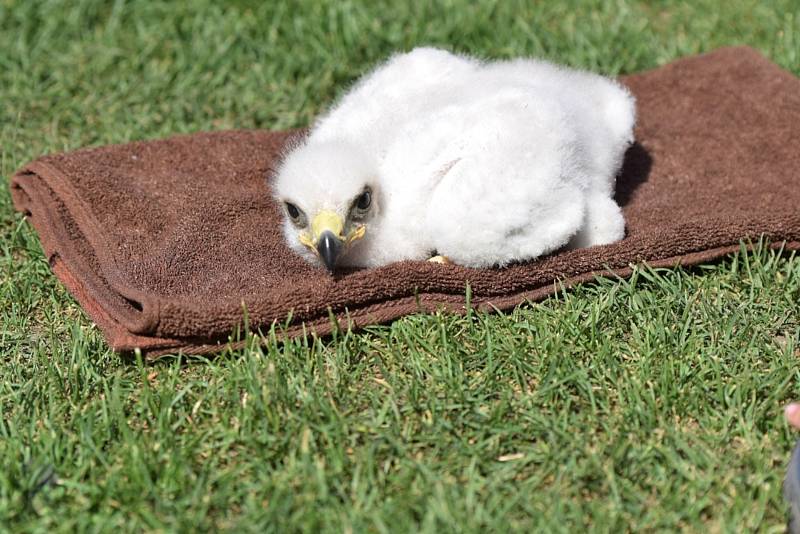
285,202,300,220
356,190,372,210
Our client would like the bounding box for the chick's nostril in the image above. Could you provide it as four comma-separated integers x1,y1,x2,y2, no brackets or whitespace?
316,231,342,272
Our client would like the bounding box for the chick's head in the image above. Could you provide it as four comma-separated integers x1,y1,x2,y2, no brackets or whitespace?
273,139,379,272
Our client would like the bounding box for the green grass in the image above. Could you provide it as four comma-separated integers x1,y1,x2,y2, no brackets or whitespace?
2,0,799,531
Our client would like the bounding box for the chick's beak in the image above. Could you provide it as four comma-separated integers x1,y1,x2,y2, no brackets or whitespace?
310,210,345,272
298,210,367,273
317,231,343,272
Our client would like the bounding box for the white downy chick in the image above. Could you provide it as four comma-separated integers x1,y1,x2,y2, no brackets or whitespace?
273,47,635,271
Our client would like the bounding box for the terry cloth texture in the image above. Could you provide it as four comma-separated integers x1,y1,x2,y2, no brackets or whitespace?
10,46,800,357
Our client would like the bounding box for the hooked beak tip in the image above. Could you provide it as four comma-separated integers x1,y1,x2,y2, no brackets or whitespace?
316,231,343,273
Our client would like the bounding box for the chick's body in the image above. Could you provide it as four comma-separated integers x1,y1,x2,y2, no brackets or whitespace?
274,47,635,270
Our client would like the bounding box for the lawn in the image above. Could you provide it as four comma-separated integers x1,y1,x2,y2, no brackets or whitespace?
2,0,799,531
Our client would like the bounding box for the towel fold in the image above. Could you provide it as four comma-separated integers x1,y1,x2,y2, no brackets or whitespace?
11,46,800,357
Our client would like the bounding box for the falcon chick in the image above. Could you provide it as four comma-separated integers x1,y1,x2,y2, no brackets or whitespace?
273,47,635,271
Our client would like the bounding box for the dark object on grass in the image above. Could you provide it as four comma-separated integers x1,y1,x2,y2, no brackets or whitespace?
785,405,800,533
787,441,800,534
10,46,800,357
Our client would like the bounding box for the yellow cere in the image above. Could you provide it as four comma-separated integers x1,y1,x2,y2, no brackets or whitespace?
311,210,344,239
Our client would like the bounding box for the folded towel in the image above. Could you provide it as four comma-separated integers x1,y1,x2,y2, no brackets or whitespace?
10,46,800,357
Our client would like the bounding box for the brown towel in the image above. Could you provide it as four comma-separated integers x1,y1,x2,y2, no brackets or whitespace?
10,46,800,357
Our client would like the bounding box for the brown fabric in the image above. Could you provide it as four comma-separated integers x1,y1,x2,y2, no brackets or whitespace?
10,46,800,357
